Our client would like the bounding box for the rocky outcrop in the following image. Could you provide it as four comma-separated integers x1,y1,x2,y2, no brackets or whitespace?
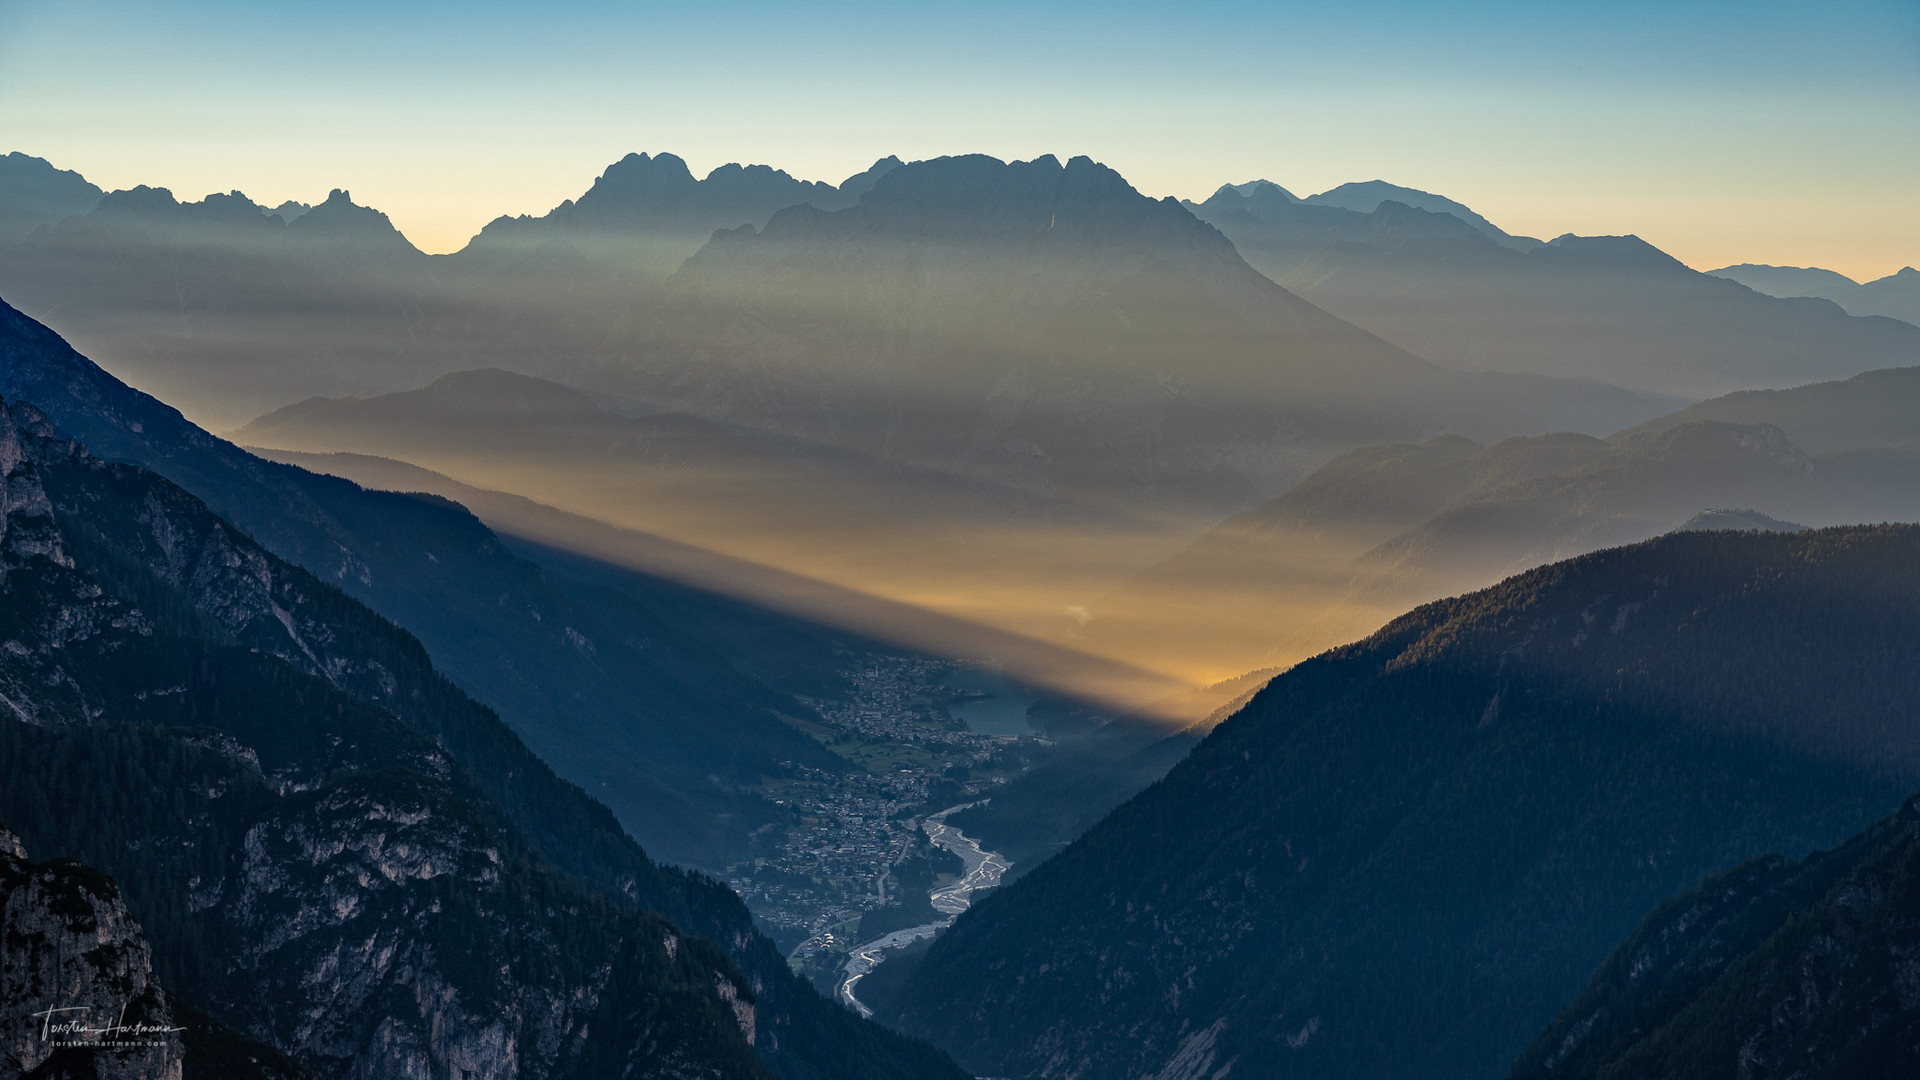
0,826,185,1080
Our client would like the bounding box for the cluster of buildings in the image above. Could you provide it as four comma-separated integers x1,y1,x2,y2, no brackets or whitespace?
724,656,1013,967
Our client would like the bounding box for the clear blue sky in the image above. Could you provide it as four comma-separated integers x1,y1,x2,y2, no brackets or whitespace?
2,0,1915,275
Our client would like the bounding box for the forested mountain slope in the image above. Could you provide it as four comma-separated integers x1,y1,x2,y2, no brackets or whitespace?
0,397,772,1079
882,526,1920,1080
1510,793,1920,1079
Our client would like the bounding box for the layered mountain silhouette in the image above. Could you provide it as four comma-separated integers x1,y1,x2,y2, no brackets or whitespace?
1189,184,1920,397
1621,363,1920,454
1301,179,1540,249
0,184,453,424
0,153,902,427
1081,364,1920,682
461,151,901,275
216,155,1682,699
589,154,1670,519
876,526,1920,1080
1511,793,1920,1079
1712,262,1920,327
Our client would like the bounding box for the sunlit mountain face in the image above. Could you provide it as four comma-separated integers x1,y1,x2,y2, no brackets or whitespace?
3,4,1917,1077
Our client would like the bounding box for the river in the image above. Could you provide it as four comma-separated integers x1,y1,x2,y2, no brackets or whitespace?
836,802,1012,1017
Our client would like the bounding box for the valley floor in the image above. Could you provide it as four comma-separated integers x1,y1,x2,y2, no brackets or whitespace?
722,655,1035,988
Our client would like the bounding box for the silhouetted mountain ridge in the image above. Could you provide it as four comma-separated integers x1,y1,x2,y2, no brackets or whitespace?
0,150,104,241
641,153,1670,518
1711,263,1920,327
1303,178,1537,247
1190,186,1920,397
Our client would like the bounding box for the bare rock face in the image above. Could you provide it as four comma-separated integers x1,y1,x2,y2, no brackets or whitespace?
0,827,185,1080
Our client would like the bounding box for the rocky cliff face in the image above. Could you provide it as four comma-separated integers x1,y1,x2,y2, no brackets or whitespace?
0,826,184,1080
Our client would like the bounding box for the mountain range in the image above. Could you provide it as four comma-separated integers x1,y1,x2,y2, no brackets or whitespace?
0,151,103,242
461,151,901,276
1712,262,1920,327
1188,183,1920,398
1077,360,1920,682
209,154,1696,699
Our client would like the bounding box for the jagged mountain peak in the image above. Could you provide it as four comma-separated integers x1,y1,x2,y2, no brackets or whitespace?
464,150,862,256
743,152,1207,249
93,184,186,215
0,151,105,241
287,189,418,250
586,150,701,199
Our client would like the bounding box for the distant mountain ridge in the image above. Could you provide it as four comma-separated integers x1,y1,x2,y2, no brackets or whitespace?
0,151,103,241
1081,384,1920,683
1188,183,1920,398
0,151,908,426
1710,262,1920,328
636,153,1666,513
1301,178,1539,248
464,151,900,263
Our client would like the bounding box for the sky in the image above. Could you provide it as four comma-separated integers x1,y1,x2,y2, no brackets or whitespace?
1,0,1916,278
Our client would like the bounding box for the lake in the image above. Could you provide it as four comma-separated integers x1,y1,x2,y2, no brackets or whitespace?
941,663,1036,736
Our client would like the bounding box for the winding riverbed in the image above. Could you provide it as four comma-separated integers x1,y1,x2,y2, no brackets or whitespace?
837,803,1011,1017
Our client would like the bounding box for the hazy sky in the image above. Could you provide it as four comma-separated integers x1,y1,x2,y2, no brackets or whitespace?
2,0,1915,277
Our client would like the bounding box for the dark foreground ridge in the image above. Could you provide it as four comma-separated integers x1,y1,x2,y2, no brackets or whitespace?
882,525,1920,1080
1512,793,1920,1079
